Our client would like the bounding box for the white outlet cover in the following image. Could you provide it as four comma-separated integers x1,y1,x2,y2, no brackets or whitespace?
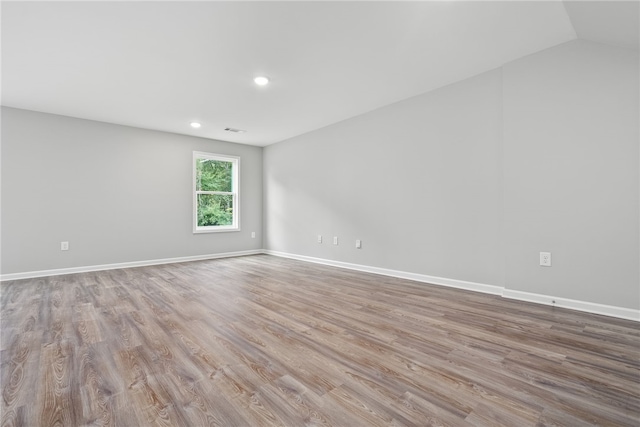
317,235,322,243
540,252,551,267
333,236,338,245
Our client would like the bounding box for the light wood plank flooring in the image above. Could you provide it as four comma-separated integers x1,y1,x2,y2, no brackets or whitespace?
1,254,639,426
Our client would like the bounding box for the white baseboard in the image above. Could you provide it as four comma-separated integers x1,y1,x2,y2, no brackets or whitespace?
0,249,263,281
4,249,638,322
264,250,503,295
502,289,640,322
265,250,640,322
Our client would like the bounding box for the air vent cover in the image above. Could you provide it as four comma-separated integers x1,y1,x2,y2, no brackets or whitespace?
224,127,246,133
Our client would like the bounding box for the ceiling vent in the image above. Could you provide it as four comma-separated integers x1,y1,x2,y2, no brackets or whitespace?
224,127,246,133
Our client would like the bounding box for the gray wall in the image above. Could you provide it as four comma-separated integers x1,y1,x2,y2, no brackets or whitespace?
264,40,639,310
264,69,505,287
503,40,639,307
1,107,263,274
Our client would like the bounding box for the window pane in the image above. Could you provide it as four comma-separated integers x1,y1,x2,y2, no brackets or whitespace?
197,194,234,227
195,159,233,192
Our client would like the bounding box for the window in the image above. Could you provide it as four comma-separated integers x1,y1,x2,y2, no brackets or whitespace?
193,152,239,233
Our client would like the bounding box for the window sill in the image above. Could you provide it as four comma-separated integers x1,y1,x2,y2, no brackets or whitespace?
193,227,240,234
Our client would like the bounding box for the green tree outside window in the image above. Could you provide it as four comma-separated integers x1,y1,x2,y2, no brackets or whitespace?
194,153,239,231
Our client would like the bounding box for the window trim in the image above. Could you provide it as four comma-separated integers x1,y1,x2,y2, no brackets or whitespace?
193,151,240,233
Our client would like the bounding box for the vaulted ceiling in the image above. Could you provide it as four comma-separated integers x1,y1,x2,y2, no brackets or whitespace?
2,1,638,146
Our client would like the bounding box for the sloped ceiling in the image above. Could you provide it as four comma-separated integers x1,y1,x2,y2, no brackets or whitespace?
1,1,636,146
564,0,639,50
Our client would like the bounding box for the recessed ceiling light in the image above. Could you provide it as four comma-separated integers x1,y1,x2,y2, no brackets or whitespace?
254,76,269,86
190,122,201,128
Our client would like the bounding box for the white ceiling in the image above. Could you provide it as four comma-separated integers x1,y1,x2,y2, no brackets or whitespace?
1,1,637,146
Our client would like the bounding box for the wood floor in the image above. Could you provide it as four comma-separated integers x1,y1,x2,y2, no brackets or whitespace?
1,255,638,426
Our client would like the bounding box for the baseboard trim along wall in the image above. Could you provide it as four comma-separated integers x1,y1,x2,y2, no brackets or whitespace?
2,249,638,322
0,249,263,281
265,250,504,295
265,250,640,322
501,289,640,322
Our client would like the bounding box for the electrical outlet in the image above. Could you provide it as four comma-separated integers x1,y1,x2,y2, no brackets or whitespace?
251,232,256,238
333,236,338,245
61,241,69,251
356,239,362,249
540,252,551,267
317,235,322,243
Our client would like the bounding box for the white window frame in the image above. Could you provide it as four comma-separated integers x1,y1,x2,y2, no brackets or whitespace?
193,151,240,233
